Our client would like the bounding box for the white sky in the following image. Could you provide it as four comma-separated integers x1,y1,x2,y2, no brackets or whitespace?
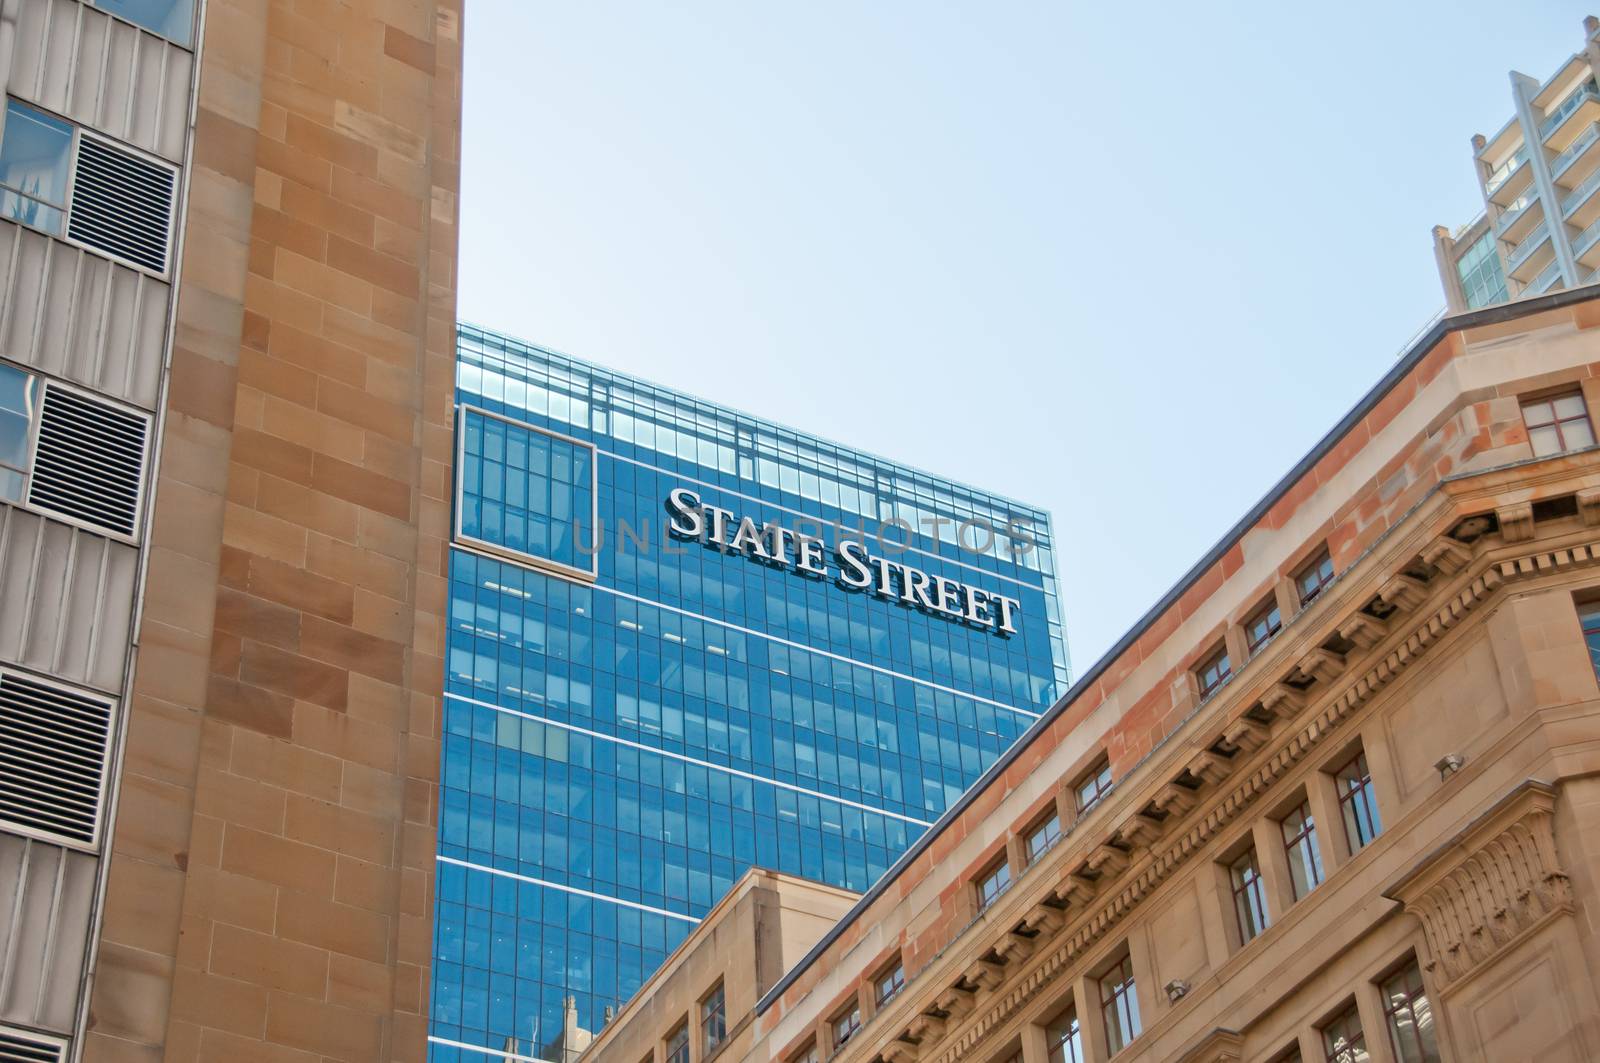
459,0,1592,677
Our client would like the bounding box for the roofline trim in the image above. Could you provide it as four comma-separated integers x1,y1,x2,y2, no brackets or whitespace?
755,283,1600,1015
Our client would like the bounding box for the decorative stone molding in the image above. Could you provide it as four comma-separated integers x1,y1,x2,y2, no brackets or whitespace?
1378,572,1429,611
1422,535,1471,574
1175,1028,1243,1063
1496,502,1535,543
1384,781,1571,989
1577,486,1600,526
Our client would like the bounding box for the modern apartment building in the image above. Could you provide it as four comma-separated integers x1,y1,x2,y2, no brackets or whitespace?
576,286,1600,1063
0,2,464,1062
1432,15,1600,310
426,326,1072,1062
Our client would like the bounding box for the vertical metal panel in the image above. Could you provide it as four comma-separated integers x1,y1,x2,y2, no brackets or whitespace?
0,507,135,695
0,834,95,1035
7,0,190,163
0,222,167,411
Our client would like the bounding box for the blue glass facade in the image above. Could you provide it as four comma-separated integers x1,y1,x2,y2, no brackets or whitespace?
429,325,1070,1062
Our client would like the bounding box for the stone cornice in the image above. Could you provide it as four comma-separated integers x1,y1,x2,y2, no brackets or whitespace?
1383,780,1571,993
861,520,1600,1063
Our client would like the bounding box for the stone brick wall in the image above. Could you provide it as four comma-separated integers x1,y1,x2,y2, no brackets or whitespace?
82,1,461,1060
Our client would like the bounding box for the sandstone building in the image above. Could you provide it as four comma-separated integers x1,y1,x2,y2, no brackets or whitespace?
579,287,1600,1063
0,1,463,1061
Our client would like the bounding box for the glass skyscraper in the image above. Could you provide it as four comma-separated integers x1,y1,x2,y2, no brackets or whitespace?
428,325,1071,1062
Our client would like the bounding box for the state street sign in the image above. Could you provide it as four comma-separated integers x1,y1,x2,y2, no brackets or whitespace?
665,487,1022,636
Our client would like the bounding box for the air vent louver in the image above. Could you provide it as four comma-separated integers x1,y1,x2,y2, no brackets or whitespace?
0,1028,64,1063
66,135,175,274
26,384,148,538
0,670,113,848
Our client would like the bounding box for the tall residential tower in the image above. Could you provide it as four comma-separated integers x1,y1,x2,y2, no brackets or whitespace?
1433,15,1600,310
426,326,1071,1061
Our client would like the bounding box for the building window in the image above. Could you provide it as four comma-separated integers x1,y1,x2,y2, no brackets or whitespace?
1297,549,1336,607
1047,1006,1083,1063
0,100,73,237
1075,759,1113,814
1246,598,1283,655
832,1004,862,1052
976,858,1012,910
1280,799,1324,899
93,0,197,47
1025,812,1062,864
1455,229,1508,309
875,960,905,1007
457,406,599,579
1197,645,1232,700
701,983,727,1053
1321,1004,1368,1063
1099,953,1142,1054
793,1040,820,1063
0,363,38,503
1381,961,1440,1063
1228,848,1269,943
1335,751,1382,853
666,1024,690,1063
1522,391,1596,457
1580,603,1600,680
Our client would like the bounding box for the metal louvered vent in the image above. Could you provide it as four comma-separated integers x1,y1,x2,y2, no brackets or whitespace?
0,1028,64,1063
0,670,113,849
26,384,149,538
66,135,176,274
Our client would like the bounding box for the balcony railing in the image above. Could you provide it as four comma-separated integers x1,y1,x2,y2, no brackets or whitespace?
1507,222,1551,269
1541,81,1600,140
1563,164,1600,216
1495,189,1540,232
1575,215,1600,257
1530,257,1563,293
1486,146,1531,194
1552,125,1600,178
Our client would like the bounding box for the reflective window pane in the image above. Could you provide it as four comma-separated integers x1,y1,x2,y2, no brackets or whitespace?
0,102,73,236
96,0,196,47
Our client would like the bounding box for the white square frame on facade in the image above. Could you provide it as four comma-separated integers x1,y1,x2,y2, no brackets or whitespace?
453,402,601,583
0,664,118,854
5,364,154,546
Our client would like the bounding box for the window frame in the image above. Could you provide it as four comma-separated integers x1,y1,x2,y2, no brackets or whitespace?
1280,797,1324,900
0,100,180,280
1520,388,1596,458
1196,643,1232,700
1046,1003,1083,1063
831,1003,862,1053
975,856,1013,911
1098,952,1142,1054
700,981,727,1054
1074,758,1113,814
1334,750,1382,854
874,958,906,1007
1024,810,1062,864
1380,959,1440,1063
1296,549,1336,607
454,403,601,582
91,0,199,50
1227,846,1269,944
665,1023,691,1063
1320,1003,1367,1063
1579,600,1600,682
1245,596,1284,655
0,99,74,237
